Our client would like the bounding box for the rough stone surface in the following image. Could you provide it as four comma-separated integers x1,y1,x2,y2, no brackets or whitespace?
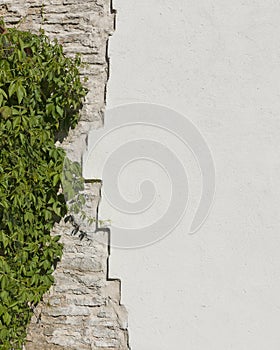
25,200,129,349
0,1,130,349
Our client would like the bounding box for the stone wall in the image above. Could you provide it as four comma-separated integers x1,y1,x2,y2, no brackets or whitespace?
0,1,130,348
25,183,129,349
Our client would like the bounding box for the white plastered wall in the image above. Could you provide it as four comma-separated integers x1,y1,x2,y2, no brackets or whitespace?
105,1,280,349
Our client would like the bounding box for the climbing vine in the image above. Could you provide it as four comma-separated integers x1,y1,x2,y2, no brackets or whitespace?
0,21,87,348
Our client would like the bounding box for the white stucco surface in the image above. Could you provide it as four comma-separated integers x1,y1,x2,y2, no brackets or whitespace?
104,1,280,349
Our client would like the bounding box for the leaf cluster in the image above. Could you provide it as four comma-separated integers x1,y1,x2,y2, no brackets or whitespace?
0,21,87,349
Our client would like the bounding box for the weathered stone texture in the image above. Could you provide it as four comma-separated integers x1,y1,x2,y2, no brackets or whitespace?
22,183,129,349
25,223,129,349
0,1,130,349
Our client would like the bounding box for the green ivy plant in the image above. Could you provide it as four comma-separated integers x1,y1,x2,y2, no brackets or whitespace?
0,21,87,348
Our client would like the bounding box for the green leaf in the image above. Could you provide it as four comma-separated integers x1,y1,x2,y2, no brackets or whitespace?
16,83,25,104
52,174,60,186
0,88,8,99
0,106,12,119
8,81,16,98
56,105,63,117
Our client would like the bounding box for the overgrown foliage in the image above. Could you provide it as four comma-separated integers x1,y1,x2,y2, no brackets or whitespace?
0,21,87,348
